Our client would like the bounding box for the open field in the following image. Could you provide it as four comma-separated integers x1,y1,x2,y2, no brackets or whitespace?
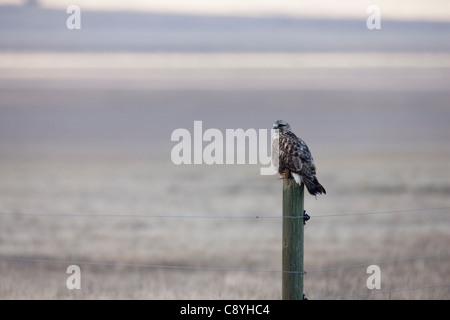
0,60,449,299
0,151,449,299
0,4,449,300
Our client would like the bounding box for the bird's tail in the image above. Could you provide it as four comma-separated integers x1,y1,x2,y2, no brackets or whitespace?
302,176,326,196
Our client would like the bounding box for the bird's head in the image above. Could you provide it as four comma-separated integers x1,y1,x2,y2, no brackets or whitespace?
273,120,291,132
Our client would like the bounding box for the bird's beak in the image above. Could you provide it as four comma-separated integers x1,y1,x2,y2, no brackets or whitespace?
273,124,279,129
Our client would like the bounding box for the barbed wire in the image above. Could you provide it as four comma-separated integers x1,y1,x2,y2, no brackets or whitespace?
0,206,449,220
2,253,447,299
1,206,449,299
0,256,303,274
1,252,448,275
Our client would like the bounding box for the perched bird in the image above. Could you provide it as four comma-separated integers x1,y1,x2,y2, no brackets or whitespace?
272,120,326,197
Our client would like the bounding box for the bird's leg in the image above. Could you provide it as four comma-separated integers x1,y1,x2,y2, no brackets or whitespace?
280,172,294,188
303,210,310,225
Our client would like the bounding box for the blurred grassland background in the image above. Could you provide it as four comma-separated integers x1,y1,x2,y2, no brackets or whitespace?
0,0,449,299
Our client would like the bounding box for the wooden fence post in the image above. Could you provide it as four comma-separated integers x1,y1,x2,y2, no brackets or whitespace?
282,179,305,300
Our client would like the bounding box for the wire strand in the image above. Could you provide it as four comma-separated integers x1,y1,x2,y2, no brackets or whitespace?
0,256,304,274
2,254,447,299
0,206,449,220
1,252,448,275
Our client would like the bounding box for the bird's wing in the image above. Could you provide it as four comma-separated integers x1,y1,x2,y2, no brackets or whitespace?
283,132,317,177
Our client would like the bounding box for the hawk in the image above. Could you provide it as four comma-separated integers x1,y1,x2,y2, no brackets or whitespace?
272,120,326,196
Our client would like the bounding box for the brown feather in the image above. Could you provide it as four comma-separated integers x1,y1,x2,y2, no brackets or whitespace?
274,123,326,196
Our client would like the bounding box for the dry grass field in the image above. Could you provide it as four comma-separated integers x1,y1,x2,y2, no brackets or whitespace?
0,150,449,299
0,68,449,299
1,65,449,300
0,4,449,300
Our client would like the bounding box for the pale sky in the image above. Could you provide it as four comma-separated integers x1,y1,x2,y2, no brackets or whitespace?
2,0,450,22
